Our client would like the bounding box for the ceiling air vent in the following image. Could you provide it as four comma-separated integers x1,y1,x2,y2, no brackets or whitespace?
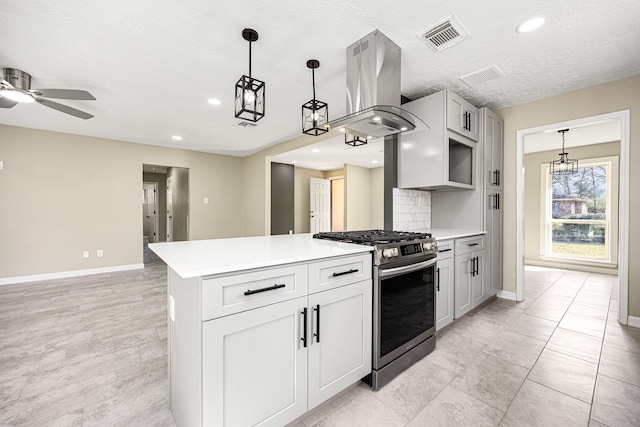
459,65,505,88
419,15,470,52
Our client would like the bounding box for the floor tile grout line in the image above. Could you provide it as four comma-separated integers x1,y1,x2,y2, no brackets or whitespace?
497,267,592,424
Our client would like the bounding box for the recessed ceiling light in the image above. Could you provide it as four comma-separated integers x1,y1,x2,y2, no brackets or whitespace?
312,148,320,153
208,98,222,106
400,126,408,131
372,160,379,164
291,160,298,164
172,135,183,141
366,135,373,140
338,127,346,132
516,16,545,33
372,116,381,122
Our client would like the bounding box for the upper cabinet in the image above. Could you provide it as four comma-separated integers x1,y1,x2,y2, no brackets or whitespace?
447,91,479,142
480,107,504,190
398,90,478,191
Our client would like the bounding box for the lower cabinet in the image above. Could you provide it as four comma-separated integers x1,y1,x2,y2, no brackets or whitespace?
435,240,454,331
202,280,372,426
453,235,486,318
202,297,308,427
307,281,372,409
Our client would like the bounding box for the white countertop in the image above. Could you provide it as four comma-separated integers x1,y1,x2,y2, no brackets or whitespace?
149,234,373,279
426,228,486,241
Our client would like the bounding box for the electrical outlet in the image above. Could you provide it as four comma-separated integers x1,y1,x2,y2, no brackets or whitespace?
83,251,89,259
0,160,3,170
204,197,209,204
97,249,104,258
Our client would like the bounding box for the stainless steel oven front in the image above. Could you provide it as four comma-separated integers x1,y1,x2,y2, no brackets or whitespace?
365,255,437,390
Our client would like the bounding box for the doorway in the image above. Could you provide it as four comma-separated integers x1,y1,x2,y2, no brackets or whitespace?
516,110,630,325
142,164,190,243
142,182,158,243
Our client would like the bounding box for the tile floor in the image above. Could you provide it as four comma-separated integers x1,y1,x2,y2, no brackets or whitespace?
1,250,639,426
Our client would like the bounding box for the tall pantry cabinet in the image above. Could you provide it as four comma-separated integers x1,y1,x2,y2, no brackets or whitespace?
480,107,503,297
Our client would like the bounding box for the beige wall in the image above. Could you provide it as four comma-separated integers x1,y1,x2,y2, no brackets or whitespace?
499,73,640,317
344,165,384,231
293,167,324,233
370,167,384,229
524,142,620,271
0,125,243,280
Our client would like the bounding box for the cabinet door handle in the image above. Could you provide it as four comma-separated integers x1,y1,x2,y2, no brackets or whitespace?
436,268,440,292
468,243,479,247
470,258,474,277
497,170,501,186
244,283,285,296
497,194,500,210
439,248,452,253
301,308,308,348
332,268,359,277
313,304,320,343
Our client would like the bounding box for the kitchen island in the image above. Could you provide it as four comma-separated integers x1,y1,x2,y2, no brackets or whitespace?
149,234,374,427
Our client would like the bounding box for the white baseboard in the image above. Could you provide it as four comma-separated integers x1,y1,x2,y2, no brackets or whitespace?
0,263,145,286
628,316,640,329
497,290,517,301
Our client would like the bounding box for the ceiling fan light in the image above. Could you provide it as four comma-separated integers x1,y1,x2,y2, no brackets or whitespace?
1,89,34,103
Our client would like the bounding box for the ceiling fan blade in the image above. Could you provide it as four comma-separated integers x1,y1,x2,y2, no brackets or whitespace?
0,96,18,108
36,98,94,119
32,88,96,100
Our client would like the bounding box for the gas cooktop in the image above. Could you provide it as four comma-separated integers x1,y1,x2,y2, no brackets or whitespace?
313,229,432,245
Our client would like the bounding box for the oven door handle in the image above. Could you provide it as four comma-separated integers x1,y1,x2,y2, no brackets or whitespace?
378,257,437,278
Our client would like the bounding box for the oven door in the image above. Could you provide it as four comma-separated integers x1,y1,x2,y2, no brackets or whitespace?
373,256,437,369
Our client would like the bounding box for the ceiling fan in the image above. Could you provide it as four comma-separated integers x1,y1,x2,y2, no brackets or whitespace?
0,68,96,119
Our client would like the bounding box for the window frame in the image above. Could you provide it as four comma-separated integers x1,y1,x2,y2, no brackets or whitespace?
540,156,619,267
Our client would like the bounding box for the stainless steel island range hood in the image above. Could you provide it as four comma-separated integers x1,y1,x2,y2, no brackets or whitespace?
327,30,428,142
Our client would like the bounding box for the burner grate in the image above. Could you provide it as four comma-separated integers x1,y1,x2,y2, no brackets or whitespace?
313,229,432,244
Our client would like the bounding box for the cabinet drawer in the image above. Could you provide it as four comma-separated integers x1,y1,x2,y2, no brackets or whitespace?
437,239,454,260
455,235,485,255
309,254,372,294
202,264,308,320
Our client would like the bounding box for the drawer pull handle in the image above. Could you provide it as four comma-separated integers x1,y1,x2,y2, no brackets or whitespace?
244,283,286,296
332,268,359,277
468,243,479,247
439,248,452,253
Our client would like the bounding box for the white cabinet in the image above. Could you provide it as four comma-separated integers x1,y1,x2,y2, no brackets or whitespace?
481,107,504,297
454,235,486,318
202,297,308,427
447,91,479,142
398,90,478,191
481,107,503,190
169,253,372,427
307,280,372,409
435,240,454,331
485,190,503,297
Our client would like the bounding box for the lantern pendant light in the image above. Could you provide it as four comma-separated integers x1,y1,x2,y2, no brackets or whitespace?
302,59,329,136
235,28,265,122
550,129,578,175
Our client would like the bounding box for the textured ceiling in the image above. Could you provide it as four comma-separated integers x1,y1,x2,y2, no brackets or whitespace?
1,0,639,157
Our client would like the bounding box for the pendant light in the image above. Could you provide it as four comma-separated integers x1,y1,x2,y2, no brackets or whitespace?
235,28,265,122
302,59,328,136
550,129,578,175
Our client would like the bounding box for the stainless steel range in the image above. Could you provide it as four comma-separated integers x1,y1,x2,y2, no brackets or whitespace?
313,230,438,390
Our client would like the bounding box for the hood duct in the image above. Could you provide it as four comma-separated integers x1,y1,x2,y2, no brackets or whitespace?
327,30,428,140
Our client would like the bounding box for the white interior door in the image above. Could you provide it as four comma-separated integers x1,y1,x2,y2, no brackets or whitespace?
167,176,174,242
310,177,331,234
143,182,158,243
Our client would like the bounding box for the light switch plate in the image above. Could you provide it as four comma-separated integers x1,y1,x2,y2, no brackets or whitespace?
0,160,3,170
204,197,209,204
97,249,104,258
83,251,89,259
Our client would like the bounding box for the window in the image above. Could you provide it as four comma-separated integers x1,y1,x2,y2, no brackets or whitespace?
541,156,618,265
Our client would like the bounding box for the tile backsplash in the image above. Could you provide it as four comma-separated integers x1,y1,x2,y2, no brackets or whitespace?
393,188,431,231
